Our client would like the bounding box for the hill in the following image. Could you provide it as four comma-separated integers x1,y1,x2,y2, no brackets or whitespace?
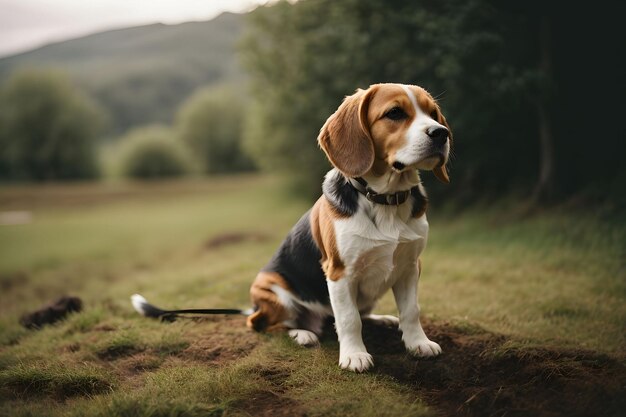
0,12,245,134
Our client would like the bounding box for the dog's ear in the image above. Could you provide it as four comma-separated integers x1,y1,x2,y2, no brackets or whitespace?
433,112,452,184
318,87,376,178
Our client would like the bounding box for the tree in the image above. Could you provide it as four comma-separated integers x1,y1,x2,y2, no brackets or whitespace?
0,69,105,181
241,0,538,200
531,12,555,201
176,85,254,174
242,0,625,205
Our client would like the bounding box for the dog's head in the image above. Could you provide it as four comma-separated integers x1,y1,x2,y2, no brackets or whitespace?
318,83,452,183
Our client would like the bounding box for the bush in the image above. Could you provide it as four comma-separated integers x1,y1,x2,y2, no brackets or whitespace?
116,126,193,179
0,69,106,181
176,85,254,174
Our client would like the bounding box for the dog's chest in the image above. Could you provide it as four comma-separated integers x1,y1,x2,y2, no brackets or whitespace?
334,205,429,302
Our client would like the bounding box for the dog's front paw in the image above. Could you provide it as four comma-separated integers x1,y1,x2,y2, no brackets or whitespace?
339,351,374,372
406,339,442,358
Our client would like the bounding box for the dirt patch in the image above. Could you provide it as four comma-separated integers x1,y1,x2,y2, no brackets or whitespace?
204,232,269,250
116,353,163,374
96,343,144,360
61,342,81,353
19,296,83,329
255,366,291,394
181,317,260,364
93,324,117,332
238,390,300,417
236,366,303,416
360,321,626,417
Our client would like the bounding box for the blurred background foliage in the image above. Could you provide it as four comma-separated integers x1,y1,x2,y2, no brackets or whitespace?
242,0,625,204
0,0,623,208
177,85,254,174
114,125,193,180
0,70,104,181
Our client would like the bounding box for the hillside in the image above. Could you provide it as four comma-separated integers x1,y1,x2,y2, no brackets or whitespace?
0,12,245,134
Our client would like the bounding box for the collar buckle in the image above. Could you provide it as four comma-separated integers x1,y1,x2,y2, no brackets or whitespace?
365,189,377,202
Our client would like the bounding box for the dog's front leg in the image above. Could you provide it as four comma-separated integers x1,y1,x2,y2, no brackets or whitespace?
392,267,442,357
327,277,373,372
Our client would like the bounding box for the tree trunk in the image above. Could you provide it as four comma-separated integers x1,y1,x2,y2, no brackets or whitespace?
534,99,554,200
532,14,555,202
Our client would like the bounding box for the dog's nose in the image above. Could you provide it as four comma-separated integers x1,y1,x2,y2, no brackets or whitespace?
427,127,449,146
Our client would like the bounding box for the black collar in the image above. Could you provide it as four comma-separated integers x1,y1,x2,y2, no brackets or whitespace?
350,177,417,206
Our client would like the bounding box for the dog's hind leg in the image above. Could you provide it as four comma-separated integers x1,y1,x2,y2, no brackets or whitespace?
288,329,319,346
359,305,399,327
247,272,292,332
286,307,328,347
248,271,327,347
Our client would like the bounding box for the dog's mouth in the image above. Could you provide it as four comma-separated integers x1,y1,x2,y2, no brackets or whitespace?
392,161,407,172
392,153,445,172
418,152,445,169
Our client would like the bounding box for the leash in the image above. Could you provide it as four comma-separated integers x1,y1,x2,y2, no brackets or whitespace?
131,294,252,322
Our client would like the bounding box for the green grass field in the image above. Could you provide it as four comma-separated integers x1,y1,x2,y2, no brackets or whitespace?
0,175,624,417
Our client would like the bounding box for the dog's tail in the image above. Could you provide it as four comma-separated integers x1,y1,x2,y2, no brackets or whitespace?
131,294,254,321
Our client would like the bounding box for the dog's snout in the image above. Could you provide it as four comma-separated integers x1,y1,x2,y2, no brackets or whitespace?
427,127,448,146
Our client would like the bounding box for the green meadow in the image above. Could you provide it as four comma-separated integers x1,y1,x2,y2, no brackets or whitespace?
0,176,624,417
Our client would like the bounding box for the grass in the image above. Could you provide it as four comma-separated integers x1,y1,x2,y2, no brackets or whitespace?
0,174,624,416
404,207,626,352
0,362,114,399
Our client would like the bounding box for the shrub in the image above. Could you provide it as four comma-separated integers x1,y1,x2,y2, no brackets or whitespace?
176,85,255,174
116,126,193,179
0,69,106,181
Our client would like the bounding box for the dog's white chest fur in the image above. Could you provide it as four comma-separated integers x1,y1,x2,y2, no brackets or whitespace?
334,196,429,311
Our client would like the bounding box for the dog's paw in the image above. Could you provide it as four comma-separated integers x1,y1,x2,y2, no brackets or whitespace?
288,329,319,347
406,339,442,358
339,351,374,372
362,314,399,327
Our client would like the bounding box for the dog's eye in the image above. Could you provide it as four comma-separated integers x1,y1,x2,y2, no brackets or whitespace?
430,110,438,120
384,107,407,121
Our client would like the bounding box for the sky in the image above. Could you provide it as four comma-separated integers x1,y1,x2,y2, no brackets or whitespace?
0,0,272,58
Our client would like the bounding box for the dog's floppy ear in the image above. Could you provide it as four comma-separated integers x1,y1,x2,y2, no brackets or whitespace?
433,112,452,184
318,87,376,178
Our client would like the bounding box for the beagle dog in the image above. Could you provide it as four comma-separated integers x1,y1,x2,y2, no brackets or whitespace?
247,83,452,372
